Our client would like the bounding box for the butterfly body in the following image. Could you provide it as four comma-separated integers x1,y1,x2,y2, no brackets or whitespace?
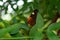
27,9,38,27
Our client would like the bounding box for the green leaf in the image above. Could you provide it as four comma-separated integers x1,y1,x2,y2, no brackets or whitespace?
47,0,57,19
0,18,3,22
0,29,8,37
29,12,44,40
47,22,60,40
0,22,5,29
0,23,20,37
57,0,60,13
23,0,27,4
36,13,44,28
12,17,18,23
20,3,28,12
47,4,55,19
33,0,40,9
19,23,30,31
7,23,20,34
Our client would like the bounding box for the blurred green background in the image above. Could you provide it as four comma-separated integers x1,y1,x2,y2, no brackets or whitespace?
0,0,60,40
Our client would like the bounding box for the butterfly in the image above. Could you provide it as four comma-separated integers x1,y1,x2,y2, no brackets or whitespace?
27,9,38,27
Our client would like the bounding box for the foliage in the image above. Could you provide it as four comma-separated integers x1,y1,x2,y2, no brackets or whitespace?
0,0,60,40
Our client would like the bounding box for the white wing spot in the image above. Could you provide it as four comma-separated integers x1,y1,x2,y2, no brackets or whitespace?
32,12,34,15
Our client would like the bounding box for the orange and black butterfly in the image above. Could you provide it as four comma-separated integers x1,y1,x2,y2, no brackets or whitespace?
27,9,38,27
